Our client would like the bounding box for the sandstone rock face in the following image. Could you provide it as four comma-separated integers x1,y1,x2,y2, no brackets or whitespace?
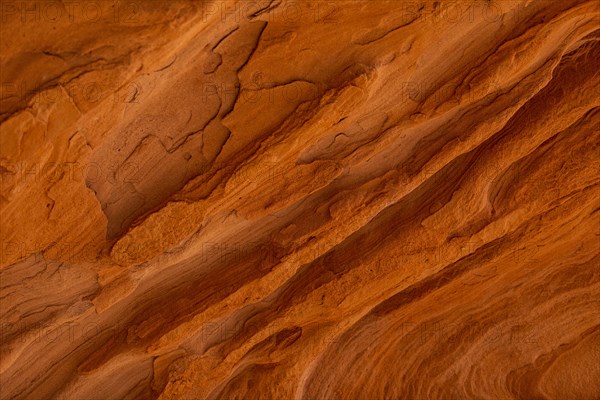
1,0,599,399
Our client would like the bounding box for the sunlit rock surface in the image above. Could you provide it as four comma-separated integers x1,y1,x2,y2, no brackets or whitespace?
1,0,599,399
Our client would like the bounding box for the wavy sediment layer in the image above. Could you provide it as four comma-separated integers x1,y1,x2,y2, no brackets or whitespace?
1,1,599,399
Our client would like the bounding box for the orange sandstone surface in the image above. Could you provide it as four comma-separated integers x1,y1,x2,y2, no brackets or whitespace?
1,1,599,399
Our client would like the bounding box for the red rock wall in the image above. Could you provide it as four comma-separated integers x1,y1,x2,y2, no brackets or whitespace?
1,1,599,399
